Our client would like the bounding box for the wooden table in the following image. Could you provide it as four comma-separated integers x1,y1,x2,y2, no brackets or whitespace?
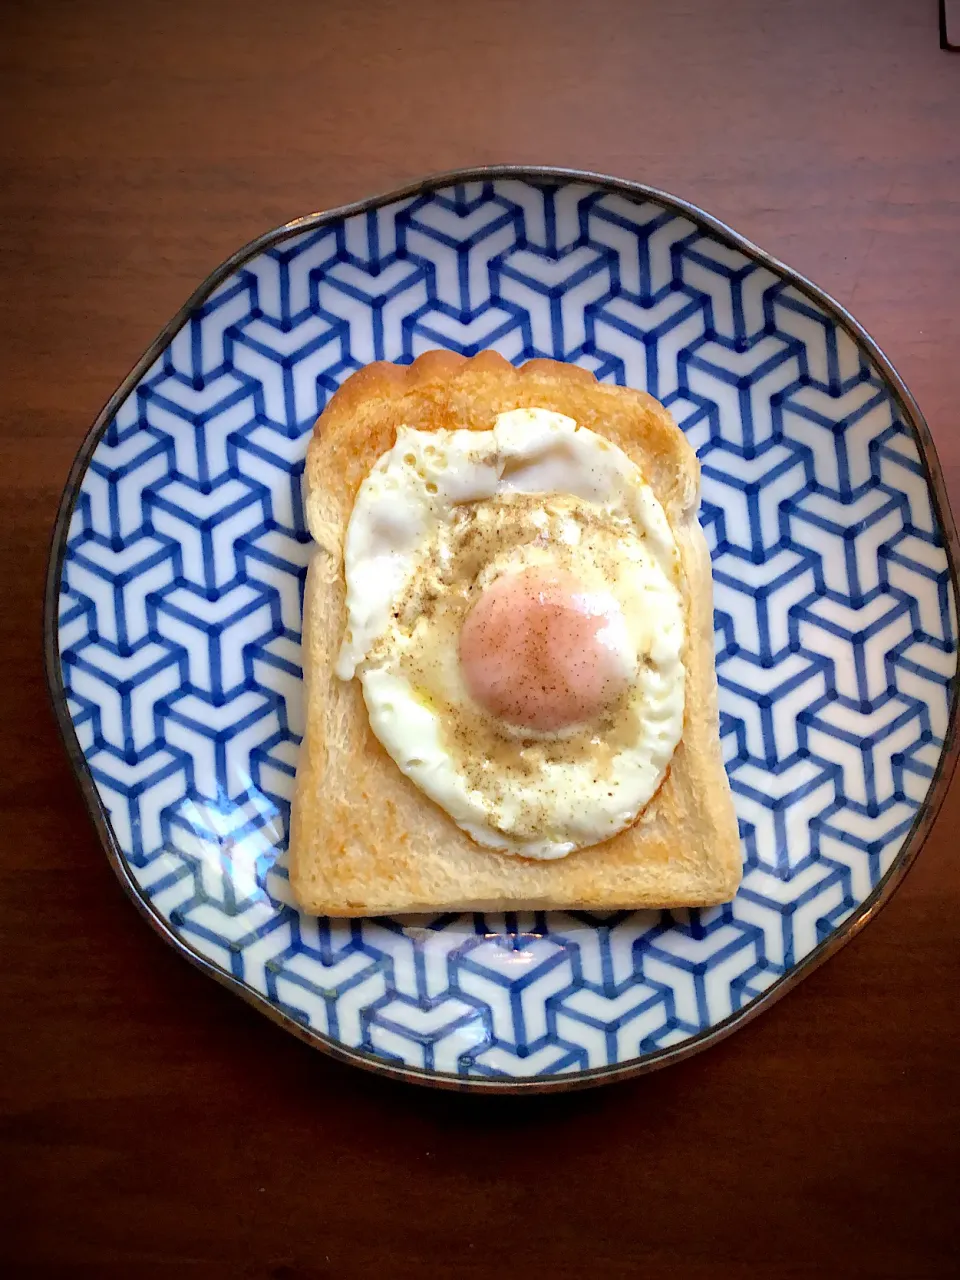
3,2,958,1276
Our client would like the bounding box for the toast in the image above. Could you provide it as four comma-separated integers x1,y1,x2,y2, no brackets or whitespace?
290,350,741,915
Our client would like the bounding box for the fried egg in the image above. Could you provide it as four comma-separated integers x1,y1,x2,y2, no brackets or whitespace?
337,408,686,859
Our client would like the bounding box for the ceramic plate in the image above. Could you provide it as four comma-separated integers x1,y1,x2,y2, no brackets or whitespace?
45,167,959,1090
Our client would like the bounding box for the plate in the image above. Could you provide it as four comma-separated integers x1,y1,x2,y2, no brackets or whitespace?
45,167,959,1090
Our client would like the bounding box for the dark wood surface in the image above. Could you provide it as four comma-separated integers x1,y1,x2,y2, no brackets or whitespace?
2,2,959,1276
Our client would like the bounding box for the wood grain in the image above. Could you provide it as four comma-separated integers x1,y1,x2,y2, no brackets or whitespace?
2,2,958,1276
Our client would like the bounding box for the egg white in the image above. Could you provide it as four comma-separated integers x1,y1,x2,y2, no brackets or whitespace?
337,408,686,859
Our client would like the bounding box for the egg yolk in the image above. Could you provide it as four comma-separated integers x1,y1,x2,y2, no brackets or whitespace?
459,566,634,732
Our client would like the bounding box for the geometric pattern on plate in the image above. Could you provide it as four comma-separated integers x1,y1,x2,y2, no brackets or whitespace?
56,177,957,1083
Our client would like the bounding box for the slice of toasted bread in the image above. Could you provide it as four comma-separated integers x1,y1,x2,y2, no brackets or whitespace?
290,351,741,915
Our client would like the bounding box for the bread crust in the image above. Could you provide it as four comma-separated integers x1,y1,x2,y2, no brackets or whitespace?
291,352,741,915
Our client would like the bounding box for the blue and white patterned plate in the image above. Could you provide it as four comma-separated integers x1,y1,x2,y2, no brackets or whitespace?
45,168,959,1090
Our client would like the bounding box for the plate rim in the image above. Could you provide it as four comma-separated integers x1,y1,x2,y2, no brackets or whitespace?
43,163,960,1093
